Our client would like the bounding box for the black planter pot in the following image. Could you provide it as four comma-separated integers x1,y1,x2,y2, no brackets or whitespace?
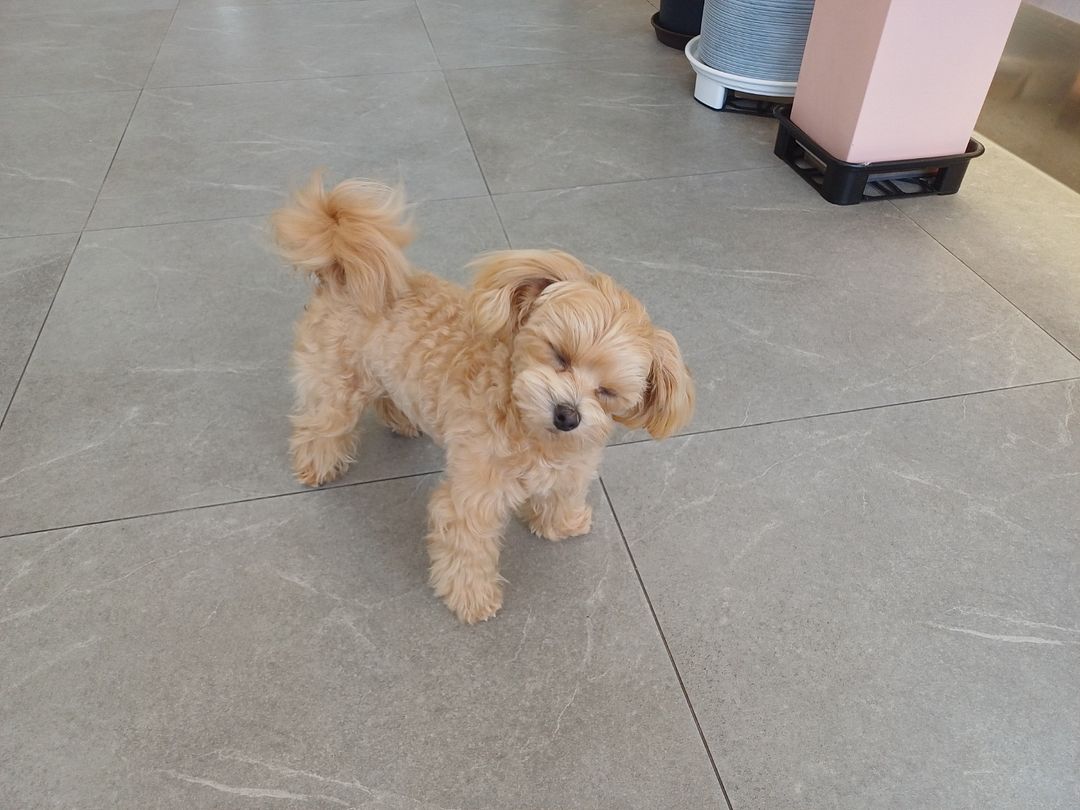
651,0,705,50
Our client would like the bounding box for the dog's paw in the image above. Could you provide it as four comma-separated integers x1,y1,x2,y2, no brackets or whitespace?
448,586,503,624
431,572,504,624
386,422,421,438
290,436,352,487
293,460,345,488
374,399,422,438
527,504,592,542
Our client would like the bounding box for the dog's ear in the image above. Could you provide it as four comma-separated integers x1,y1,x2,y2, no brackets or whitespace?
468,250,590,338
615,328,695,439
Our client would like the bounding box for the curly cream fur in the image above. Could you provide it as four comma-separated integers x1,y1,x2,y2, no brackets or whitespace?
272,174,695,623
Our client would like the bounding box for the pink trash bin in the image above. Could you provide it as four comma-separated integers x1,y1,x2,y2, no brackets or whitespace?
774,0,1021,204
791,0,1022,163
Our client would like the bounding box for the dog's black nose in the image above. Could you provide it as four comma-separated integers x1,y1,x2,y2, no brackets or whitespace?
553,403,580,432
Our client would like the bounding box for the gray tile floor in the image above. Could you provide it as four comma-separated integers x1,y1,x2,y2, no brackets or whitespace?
1,1,1078,808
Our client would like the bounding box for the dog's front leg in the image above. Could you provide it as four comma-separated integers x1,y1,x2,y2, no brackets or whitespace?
521,457,597,542
426,465,520,624
516,453,596,542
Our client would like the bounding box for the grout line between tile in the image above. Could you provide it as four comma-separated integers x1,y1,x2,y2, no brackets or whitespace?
410,0,444,71
143,64,444,93
889,200,1080,364
6,376,1077,541
79,164,785,237
0,230,81,242
599,477,735,810
131,46,706,95
81,194,495,235
140,0,205,91
419,32,503,225
0,87,144,101
80,0,180,235
0,231,84,433
80,94,143,233
488,163,786,200
611,375,1080,449
0,0,178,19
173,0,409,11
488,192,515,251
416,0,516,250
429,39,689,75
0,468,442,542
11,161,782,242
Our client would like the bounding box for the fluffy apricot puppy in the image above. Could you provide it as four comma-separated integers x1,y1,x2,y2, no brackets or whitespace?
272,175,694,623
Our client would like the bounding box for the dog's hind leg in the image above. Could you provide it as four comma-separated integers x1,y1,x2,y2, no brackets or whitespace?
289,343,373,487
373,396,421,438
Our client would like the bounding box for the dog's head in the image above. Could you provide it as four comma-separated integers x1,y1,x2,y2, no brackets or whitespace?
468,250,694,446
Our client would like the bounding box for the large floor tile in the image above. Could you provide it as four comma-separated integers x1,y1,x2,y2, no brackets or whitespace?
0,9,172,96
448,53,776,193
896,142,1080,356
0,480,723,808
148,0,438,88
0,197,504,536
418,0,656,70
0,234,76,413
89,74,487,230
602,380,1080,810
0,92,137,237
495,170,1080,434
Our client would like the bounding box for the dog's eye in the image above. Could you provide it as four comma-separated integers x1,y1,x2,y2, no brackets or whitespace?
596,387,616,400
550,345,570,370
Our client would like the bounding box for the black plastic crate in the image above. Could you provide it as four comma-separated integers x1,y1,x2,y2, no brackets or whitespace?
773,106,985,205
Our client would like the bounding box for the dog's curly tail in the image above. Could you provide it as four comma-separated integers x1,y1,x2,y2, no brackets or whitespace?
271,172,413,315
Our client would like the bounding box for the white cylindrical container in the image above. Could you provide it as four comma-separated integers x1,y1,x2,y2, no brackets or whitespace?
689,0,815,109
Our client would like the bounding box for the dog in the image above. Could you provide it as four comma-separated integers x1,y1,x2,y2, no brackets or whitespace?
272,174,694,623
